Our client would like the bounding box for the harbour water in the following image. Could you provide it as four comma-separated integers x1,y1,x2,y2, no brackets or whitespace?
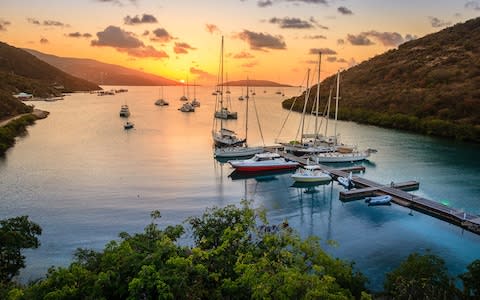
1,86,479,290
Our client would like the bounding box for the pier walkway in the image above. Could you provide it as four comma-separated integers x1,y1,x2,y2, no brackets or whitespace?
264,146,480,235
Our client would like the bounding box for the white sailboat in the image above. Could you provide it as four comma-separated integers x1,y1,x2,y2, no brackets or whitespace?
191,81,200,107
212,36,245,147
312,70,375,163
215,79,264,158
154,86,169,106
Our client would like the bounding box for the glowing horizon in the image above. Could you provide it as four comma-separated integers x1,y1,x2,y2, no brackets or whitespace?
0,0,478,85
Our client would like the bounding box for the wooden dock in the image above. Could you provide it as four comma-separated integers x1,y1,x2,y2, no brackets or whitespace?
264,146,480,235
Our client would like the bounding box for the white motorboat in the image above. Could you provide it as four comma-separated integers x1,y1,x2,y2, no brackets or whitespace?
229,153,299,172
119,105,130,117
365,195,392,206
124,121,134,130
338,172,355,189
213,128,245,147
313,150,372,163
214,107,237,119
178,102,195,112
214,146,264,158
291,165,332,183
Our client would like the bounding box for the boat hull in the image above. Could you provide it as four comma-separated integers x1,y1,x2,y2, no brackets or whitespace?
314,152,369,163
231,164,298,172
291,174,331,183
214,147,263,158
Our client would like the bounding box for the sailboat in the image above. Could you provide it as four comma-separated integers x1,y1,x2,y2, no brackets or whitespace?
180,79,188,101
191,81,200,107
215,79,264,158
212,36,245,147
312,70,375,163
280,52,337,156
154,86,169,106
238,87,244,101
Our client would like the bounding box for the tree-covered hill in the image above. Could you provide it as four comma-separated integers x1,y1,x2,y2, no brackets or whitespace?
283,17,480,142
0,41,100,120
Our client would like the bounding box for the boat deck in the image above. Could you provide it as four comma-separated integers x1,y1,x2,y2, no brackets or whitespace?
264,146,480,235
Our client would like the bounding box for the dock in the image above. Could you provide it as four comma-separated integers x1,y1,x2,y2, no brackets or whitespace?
264,146,480,235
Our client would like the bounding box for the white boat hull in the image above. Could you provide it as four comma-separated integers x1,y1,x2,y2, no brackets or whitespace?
314,151,370,163
291,173,331,183
214,146,263,158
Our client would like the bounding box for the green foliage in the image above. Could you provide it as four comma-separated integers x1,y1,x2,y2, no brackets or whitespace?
384,251,458,299
459,259,480,298
283,17,480,142
0,91,32,120
0,114,36,155
0,216,42,284
16,202,369,299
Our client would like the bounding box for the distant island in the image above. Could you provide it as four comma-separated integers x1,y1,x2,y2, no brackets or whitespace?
223,80,292,87
283,17,480,143
25,49,179,86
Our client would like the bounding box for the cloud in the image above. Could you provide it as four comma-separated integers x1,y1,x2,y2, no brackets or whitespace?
428,16,451,28
94,0,137,6
174,42,196,54
242,61,259,68
337,58,347,63
0,19,11,31
326,57,337,62
304,34,326,39
258,0,273,7
338,6,353,15
205,23,220,34
91,25,143,48
337,38,345,45
465,1,480,10
346,31,413,47
27,18,69,27
233,51,254,59
152,28,173,42
269,17,314,29
190,67,216,81
347,33,374,46
308,17,329,29
237,30,286,51
142,30,150,36
67,32,92,38
258,0,327,7
117,45,168,59
40,38,49,44
91,25,168,59
309,48,337,55
124,14,158,25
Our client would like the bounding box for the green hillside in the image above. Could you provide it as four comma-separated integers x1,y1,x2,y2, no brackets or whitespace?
283,17,480,142
0,41,100,120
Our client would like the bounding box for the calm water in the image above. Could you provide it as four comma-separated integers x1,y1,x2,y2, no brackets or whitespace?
1,86,479,290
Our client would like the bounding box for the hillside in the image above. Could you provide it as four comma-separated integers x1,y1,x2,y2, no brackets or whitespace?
282,17,480,142
25,49,179,86
224,80,292,87
0,41,100,120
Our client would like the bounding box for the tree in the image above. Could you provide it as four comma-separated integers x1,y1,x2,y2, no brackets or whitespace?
0,216,42,284
459,259,480,298
384,251,458,299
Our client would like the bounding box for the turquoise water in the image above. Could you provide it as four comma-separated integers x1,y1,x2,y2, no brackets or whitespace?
0,86,479,290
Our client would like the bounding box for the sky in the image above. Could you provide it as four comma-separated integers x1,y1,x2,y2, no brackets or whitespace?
0,0,479,85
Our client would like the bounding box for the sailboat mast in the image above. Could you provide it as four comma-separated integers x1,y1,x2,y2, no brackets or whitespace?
220,36,224,130
325,86,332,137
300,68,310,144
314,52,321,139
334,70,340,144
245,78,249,147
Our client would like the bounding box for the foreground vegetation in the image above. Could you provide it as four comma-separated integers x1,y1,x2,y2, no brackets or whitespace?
0,114,36,156
283,17,480,142
1,203,479,299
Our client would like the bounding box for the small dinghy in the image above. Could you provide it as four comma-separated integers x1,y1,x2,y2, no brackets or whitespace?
338,172,354,189
365,195,392,206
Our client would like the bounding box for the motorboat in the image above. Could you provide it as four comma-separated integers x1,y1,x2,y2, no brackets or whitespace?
313,149,373,163
291,165,332,183
178,102,195,112
338,172,354,189
119,105,130,117
365,195,392,206
229,153,299,172
214,146,264,158
191,98,200,107
155,99,169,106
212,128,245,147
124,121,134,130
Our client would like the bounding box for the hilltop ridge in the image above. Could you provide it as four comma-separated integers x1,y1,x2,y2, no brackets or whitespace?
283,17,480,142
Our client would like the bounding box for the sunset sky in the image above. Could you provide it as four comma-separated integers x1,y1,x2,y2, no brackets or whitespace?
1,0,479,85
